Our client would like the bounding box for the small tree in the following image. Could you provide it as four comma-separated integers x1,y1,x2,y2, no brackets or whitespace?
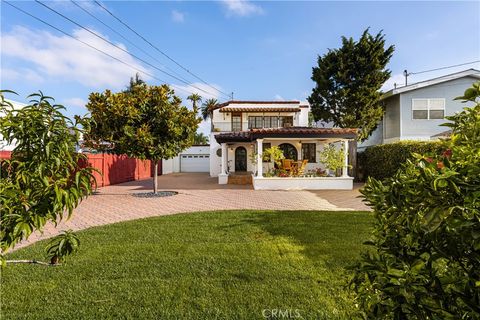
351,83,480,319
318,143,345,176
84,83,200,194
308,29,394,140
262,146,285,174
0,91,94,262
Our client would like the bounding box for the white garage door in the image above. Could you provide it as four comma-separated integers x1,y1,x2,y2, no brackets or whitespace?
180,154,210,172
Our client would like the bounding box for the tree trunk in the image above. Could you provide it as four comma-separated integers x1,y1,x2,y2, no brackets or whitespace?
153,161,158,194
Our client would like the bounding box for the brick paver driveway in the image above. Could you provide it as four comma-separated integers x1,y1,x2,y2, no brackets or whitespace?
16,173,370,249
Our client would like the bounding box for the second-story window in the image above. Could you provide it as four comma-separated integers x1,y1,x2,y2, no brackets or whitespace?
412,99,445,119
232,113,242,131
248,116,263,129
279,116,293,127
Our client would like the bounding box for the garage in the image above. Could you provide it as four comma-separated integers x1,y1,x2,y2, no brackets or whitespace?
180,154,210,172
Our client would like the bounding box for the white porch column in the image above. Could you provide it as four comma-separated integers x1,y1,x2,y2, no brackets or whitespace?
342,139,349,177
220,143,227,175
256,139,263,178
218,143,228,184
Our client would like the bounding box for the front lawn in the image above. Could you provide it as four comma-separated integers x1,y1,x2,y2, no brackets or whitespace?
1,210,372,319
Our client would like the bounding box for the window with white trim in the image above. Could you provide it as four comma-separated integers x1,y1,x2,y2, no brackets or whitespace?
412,99,445,119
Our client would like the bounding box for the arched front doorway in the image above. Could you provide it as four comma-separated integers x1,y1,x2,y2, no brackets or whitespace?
235,146,247,171
278,143,298,160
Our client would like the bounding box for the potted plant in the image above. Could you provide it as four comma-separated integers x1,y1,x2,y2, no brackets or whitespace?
262,146,285,176
318,143,348,176
249,151,258,176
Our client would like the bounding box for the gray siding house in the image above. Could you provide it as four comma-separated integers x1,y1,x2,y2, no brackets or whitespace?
359,69,480,150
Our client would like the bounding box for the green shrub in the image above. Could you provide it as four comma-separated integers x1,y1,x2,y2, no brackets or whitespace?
361,141,444,180
351,82,480,319
0,92,95,261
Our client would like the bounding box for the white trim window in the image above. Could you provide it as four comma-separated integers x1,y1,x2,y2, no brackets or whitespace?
412,98,445,119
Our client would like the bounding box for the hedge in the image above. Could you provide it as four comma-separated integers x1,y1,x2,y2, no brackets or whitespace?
359,141,445,180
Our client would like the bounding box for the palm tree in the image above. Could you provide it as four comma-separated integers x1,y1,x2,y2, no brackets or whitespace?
201,98,218,131
187,93,202,111
193,132,209,145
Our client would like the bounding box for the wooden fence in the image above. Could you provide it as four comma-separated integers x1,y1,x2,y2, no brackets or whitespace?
0,151,161,187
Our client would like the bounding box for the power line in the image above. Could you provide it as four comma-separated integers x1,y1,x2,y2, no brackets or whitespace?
93,0,232,98
34,0,221,99
409,60,480,75
69,0,193,86
3,1,203,97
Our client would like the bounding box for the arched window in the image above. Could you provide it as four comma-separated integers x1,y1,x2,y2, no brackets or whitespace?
278,143,298,161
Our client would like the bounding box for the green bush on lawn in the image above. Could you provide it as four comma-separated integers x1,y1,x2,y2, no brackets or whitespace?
352,82,480,319
360,140,444,180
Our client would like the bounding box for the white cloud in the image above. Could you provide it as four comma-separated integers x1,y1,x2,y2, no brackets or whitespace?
1,26,151,89
171,10,185,23
219,0,263,17
273,94,285,101
381,73,406,92
63,97,87,109
2,68,44,83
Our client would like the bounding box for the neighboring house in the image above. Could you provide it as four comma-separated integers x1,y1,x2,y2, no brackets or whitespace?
208,100,357,190
360,69,480,150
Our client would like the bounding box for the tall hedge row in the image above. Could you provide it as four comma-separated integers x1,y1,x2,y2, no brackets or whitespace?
360,141,445,180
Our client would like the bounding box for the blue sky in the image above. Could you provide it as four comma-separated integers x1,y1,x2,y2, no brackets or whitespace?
1,1,479,135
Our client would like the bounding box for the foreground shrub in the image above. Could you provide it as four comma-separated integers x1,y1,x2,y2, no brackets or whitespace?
361,140,444,180
352,82,480,319
0,92,95,263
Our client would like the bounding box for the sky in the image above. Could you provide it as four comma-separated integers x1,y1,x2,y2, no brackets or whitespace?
1,0,479,136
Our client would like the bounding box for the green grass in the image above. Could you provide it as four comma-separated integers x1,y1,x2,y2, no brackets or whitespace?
1,210,372,320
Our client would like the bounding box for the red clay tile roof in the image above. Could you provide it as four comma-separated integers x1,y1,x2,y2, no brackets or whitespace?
214,127,358,143
219,107,300,113
210,100,301,111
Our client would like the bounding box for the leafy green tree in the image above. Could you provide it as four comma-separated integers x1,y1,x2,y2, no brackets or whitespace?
193,132,209,145
0,91,95,262
84,83,200,194
308,29,394,140
352,83,480,319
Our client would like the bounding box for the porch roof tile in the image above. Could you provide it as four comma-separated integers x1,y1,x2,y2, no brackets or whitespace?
214,127,358,143
219,107,300,113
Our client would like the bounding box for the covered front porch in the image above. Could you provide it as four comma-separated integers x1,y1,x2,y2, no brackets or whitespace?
214,127,357,190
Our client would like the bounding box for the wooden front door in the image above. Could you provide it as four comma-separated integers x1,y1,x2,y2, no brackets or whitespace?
235,146,247,172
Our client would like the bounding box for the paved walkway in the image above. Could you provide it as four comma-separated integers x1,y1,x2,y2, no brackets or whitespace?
15,173,370,250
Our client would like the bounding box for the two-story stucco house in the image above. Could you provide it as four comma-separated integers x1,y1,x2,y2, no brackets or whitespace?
360,69,480,150
208,100,357,190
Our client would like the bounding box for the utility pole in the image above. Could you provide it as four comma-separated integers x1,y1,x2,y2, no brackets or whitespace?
403,69,409,86
230,92,234,101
